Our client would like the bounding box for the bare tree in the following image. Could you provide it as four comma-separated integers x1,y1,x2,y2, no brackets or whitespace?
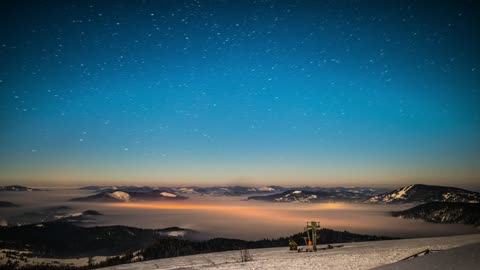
240,249,253,262
88,256,94,267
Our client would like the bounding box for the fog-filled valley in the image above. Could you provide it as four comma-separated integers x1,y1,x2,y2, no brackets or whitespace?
1,188,478,240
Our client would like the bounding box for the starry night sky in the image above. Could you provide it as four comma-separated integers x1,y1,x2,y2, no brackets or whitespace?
0,0,479,186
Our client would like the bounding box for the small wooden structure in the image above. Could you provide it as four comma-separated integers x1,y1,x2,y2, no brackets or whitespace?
289,240,298,250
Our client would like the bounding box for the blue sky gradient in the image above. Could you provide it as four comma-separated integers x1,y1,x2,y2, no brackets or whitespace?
0,0,479,186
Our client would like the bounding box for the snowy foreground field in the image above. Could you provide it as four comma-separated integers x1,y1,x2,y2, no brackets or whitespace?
100,234,480,270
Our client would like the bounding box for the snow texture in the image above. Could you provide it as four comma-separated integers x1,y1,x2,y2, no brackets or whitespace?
371,242,480,270
99,234,480,270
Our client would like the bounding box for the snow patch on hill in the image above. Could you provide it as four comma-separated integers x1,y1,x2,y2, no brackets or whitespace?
166,231,186,237
54,212,82,219
393,184,414,199
177,188,196,194
108,191,130,201
369,185,414,203
160,192,177,198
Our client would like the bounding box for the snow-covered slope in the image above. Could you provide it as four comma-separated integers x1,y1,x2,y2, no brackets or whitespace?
372,242,480,270
366,184,480,204
98,234,480,270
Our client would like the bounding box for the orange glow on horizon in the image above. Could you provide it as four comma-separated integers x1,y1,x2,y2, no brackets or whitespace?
107,202,302,222
105,201,358,224
106,201,353,211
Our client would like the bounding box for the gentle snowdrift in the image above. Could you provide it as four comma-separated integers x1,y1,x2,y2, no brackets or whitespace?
99,234,480,270
371,242,480,270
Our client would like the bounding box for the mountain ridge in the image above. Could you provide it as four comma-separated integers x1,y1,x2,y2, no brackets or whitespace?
366,184,480,204
77,185,389,197
392,202,480,226
70,190,188,202
248,187,383,203
0,185,41,192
